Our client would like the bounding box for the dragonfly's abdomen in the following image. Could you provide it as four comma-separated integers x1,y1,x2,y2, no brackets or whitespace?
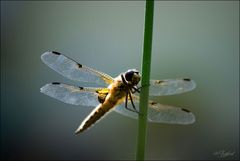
77,99,125,134
75,80,126,134
75,98,122,134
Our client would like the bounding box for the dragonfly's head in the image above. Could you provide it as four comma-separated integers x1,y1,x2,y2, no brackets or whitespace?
124,69,141,86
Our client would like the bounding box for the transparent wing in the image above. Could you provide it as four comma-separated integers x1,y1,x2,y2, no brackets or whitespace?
149,78,196,96
114,95,195,124
40,82,104,107
41,51,114,86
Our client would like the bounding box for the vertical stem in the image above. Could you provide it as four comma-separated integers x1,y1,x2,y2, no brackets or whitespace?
136,0,154,160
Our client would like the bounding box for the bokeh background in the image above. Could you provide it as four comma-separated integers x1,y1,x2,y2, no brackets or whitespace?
1,1,239,160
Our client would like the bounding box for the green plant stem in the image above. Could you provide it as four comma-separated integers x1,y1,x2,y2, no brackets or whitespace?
136,0,154,160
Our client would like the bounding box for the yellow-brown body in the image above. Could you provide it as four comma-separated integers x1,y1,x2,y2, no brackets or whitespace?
75,78,126,134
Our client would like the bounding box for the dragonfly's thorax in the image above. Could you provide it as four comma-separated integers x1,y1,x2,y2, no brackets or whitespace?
106,79,127,104
96,78,127,104
102,69,141,105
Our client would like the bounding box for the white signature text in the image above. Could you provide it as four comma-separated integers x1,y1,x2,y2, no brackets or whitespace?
213,150,235,158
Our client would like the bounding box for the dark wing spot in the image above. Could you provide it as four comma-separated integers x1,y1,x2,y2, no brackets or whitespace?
181,108,190,113
52,82,60,85
183,78,191,81
77,63,82,68
52,51,61,55
150,101,157,105
79,87,84,90
156,80,165,84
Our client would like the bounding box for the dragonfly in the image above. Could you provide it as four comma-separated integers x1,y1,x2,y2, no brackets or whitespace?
40,51,196,134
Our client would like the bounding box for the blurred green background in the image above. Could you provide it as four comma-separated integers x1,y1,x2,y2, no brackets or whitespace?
1,1,239,160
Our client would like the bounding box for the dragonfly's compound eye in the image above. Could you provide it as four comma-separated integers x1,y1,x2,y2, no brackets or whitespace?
125,70,141,85
125,71,135,82
132,73,141,85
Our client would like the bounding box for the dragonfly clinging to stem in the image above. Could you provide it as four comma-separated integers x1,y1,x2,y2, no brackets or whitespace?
40,51,196,134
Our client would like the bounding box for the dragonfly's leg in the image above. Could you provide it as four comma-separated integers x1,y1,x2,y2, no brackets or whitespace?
132,83,151,93
132,86,141,93
128,91,140,114
128,91,137,111
124,91,140,114
125,91,129,110
125,104,140,114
